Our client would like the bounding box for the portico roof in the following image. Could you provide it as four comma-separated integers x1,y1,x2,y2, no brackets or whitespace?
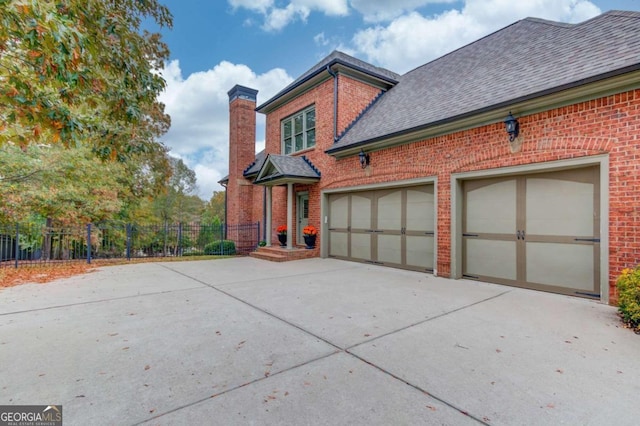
253,154,321,186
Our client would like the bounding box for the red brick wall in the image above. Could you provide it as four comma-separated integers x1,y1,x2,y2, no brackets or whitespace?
320,89,640,303
264,74,384,245
247,67,639,303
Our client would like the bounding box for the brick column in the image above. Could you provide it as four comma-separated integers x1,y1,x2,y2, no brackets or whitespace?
227,85,258,226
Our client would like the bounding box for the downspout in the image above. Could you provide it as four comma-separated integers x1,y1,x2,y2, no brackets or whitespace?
326,65,338,142
221,182,228,239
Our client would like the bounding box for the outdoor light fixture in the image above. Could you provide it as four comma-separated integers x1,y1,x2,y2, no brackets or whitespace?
359,149,370,169
504,112,519,142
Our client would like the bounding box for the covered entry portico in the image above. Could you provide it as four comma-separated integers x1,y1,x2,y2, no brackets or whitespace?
253,154,321,249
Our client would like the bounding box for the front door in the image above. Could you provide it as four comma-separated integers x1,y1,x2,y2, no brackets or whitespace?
297,193,309,245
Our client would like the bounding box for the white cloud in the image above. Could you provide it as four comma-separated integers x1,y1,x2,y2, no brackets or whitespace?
228,0,273,14
350,0,456,22
159,60,293,199
229,0,349,31
350,0,602,74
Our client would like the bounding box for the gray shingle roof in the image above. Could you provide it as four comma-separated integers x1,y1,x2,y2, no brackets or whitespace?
243,149,267,176
254,155,321,184
330,10,640,152
256,50,400,112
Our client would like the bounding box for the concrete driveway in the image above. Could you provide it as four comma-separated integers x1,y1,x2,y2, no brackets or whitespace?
1,257,638,425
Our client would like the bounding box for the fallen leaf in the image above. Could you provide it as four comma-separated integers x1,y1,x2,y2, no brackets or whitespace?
483,416,491,422
426,405,437,411
144,365,151,371
495,349,502,353
284,392,289,396
364,334,371,337
546,403,555,408
149,409,155,413
556,369,563,374
75,395,85,398
122,347,129,350
108,333,118,337
0,263,98,288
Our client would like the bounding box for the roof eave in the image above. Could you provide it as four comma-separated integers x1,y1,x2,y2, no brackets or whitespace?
253,175,321,186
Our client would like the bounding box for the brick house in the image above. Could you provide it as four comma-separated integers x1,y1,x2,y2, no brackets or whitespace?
220,10,640,304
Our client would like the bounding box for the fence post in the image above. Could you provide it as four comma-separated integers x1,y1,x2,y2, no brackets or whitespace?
126,224,132,260
257,221,260,248
221,223,225,255
178,223,183,256
86,223,92,264
14,223,19,269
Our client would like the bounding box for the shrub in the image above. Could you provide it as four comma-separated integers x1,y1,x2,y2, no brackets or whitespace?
616,266,640,333
258,240,267,247
204,240,236,256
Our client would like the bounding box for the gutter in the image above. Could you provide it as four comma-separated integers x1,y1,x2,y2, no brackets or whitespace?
326,65,338,142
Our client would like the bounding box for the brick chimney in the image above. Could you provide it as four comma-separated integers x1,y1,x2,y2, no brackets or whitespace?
226,85,258,226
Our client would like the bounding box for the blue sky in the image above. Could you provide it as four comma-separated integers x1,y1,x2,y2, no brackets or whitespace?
153,0,640,199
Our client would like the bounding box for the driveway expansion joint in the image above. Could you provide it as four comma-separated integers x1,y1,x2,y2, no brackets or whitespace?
346,289,512,351
0,285,205,317
133,350,342,426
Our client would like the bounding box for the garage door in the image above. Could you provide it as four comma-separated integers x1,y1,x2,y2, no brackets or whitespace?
462,166,600,298
328,185,434,272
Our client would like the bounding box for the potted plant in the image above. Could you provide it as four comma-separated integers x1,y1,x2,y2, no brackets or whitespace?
303,225,317,249
276,225,287,247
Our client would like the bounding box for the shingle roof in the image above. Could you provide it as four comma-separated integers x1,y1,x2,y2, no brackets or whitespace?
243,149,267,176
330,10,640,152
254,155,321,185
256,50,400,112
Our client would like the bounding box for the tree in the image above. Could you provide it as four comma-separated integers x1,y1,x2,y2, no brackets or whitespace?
0,0,172,160
202,191,225,223
152,157,201,224
0,144,127,225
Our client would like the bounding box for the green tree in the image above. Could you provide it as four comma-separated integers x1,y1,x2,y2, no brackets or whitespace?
152,157,202,224
202,191,225,223
0,144,127,225
0,0,172,160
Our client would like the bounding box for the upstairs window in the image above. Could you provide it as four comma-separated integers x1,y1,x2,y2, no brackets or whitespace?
282,106,315,155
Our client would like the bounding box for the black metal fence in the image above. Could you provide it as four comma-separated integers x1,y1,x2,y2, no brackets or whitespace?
0,222,260,268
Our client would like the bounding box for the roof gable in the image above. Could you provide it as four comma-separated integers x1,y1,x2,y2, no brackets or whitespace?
256,50,400,114
254,155,321,186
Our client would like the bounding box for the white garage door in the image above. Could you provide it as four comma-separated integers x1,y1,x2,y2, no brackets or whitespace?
462,166,600,298
328,185,435,272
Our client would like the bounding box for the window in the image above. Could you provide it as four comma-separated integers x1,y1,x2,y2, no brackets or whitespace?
282,107,315,155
